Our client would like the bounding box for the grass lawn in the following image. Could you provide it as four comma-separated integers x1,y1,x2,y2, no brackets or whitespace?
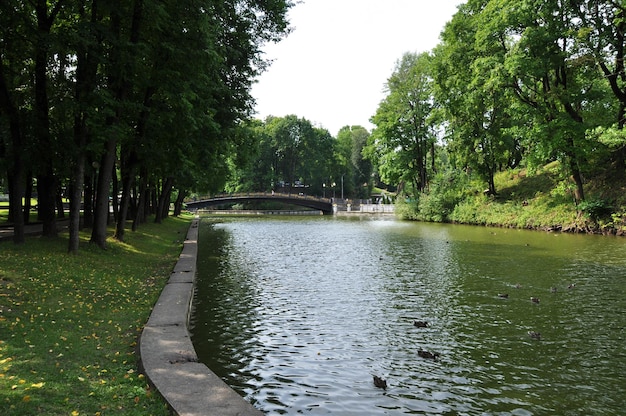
0,214,193,415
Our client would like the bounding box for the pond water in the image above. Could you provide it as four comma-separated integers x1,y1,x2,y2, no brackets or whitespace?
190,216,626,415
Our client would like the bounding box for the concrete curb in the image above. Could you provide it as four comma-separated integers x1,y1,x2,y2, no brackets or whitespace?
139,217,263,416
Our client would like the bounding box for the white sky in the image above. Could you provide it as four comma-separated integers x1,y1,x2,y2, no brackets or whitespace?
251,0,463,136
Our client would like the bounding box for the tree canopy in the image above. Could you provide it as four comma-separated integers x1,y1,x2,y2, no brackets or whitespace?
3,0,626,243
365,0,625,214
0,0,293,250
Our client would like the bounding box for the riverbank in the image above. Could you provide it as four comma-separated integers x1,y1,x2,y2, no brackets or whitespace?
396,162,626,236
139,216,262,416
0,217,191,415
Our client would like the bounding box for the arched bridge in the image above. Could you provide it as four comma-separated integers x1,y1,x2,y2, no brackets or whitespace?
185,193,334,215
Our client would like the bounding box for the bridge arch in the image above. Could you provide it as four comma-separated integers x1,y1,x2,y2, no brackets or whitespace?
185,193,334,215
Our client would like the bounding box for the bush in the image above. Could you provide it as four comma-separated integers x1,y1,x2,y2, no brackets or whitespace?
578,198,612,221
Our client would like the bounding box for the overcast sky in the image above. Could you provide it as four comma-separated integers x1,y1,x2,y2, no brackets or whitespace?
251,0,463,136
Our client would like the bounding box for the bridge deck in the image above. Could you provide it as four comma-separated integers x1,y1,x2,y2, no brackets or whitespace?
185,193,335,214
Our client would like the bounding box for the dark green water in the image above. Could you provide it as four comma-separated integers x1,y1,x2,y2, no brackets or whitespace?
190,216,626,415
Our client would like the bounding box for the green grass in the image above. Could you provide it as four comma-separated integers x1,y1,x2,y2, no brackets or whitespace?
424,162,626,233
1,199,42,224
0,214,193,415
447,164,583,230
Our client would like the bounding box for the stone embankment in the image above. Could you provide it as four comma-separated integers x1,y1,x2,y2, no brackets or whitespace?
139,217,262,416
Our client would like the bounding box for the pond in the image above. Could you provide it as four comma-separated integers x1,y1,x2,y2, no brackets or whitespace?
190,216,626,415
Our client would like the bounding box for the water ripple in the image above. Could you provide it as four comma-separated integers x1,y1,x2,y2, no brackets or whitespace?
191,218,626,415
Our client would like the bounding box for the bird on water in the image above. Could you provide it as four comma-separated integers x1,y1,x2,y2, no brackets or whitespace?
418,350,440,360
528,331,541,340
373,375,387,389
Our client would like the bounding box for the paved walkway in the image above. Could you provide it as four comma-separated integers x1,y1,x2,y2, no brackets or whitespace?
139,217,263,416
0,219,70,241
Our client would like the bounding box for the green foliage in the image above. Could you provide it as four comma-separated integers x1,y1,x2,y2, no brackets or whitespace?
367,52,437,197
578,198,612,221
591,126,626,150
0,0,294,247
433,4,521,195
337,126,373,199
224,116,369,199
412,169,471,222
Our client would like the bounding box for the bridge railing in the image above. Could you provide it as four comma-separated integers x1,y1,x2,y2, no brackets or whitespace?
186,192,333,204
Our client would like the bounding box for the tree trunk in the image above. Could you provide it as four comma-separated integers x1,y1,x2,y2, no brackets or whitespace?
37,170,58,237
68,1,99,252
132,169,148,231
155,177,174,224
565,137,585,203
0,66,26,243
91,0,144,247
173,189,186,216
34,1,58,238
150,180,158,216
23,173,33,224
488,168,496,196
68,156,85,254
112,163,120,222
115,152,137,241
90,140,116,248
8,173,25,244
83,171,94,228
55,185,65,219
570,163,585,203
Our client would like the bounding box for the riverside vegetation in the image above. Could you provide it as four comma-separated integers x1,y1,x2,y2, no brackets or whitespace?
0,215,193,415
394,161,626,236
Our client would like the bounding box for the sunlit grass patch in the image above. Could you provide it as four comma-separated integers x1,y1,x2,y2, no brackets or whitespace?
0,214,192,415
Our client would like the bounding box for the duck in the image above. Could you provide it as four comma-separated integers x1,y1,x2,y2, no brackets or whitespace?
498,293,509,298
530,297,540,303
373,375,387,389
528,331,541,340
550,287,557,293
413,320,429,328
418,350,440,360
568,283,577,289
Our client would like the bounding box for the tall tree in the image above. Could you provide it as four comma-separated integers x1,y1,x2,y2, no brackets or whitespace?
89,0,144,248
0,1,37,243
473,0,611,202
576,0,626,173
336,126,372,199
67,0,105,253
32,0,66,237
434,2,520,195
367,52,437,197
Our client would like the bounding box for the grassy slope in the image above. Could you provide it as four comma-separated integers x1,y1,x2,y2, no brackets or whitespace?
0,215,192,415
448,162,626,234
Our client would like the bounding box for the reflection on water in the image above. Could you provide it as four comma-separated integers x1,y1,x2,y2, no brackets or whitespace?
190,216,626,415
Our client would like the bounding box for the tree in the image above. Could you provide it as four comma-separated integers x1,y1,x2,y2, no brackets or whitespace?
367,52,437,198
265,115,334,193
433,2,520,195
1,0,294,249
575,1,626,173
225,115,336,196
461,0,615,202
336,126,372,199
